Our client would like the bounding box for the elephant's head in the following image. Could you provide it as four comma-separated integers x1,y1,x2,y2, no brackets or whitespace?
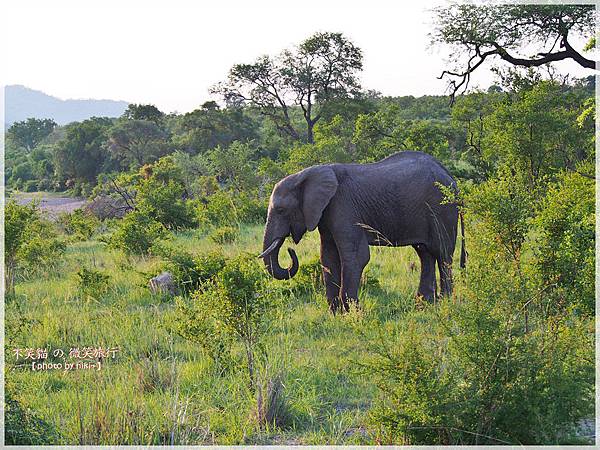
259,165,338,280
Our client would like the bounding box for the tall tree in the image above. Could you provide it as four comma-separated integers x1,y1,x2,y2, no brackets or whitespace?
123,104,165,124
172,106,257,155
7,118,57,151
214,32,363,143
106,119,169,168
432,4,597,101
53,117,112,184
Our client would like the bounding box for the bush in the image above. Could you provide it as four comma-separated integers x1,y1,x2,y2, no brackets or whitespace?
235,192,268,224
151,242,226,295
209,226,238,245
198,189,267,228
110,206,170,255
169,255,271,388
364,299,594,445
58,209,100,240
135,156,198,230
23,180,39,192
278,257,380,299
76,267,110,300
5,391,61,445
466,166,533,262
533,169,595,315
364,168,595,444
5,201,66,294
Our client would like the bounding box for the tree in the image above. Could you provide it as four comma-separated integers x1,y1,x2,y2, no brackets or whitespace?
432,4,597,101
106,119,170,168
53,117,113,185
204,141,259,192
7,118,57,151
483,81,593,187
122,103,165,124
214,32,363,143
172,107,257,155
5,201,65,295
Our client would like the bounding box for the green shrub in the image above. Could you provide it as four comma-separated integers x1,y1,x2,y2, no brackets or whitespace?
151,242,226,295
110,206,170,255
364,299,594,445
364,168,595,444
280,257,380,299
235,192,268,224
76,267,110,300
5,391,61,445
281,258,323,296
209,226,238,245
5,201,66,295
169,255,271,388
135,156,198,230
58,209,100,240
466,166,533,262
23,179,38,192
202,190,237,226
533,168,595,315
198,190,267,227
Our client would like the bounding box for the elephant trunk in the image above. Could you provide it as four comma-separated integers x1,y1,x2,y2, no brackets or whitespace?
261,233,299,281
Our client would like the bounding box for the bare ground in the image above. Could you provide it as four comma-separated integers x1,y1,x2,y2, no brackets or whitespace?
11,192,87,219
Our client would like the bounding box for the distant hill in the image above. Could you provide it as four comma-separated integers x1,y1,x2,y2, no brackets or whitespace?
5,85,129,126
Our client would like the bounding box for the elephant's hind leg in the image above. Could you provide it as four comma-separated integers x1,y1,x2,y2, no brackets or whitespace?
437,255,453,297
413,244,437,302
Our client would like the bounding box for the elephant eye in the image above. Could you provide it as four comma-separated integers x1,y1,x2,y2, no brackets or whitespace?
275,206,285,214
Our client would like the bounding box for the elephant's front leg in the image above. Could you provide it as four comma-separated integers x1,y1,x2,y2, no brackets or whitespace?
337,232,370,312
320,228,342,313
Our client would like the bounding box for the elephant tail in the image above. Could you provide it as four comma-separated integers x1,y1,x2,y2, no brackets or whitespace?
459,210,467,269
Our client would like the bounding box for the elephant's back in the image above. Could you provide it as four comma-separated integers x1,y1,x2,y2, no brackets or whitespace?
374,151,454,182
334,151,458,248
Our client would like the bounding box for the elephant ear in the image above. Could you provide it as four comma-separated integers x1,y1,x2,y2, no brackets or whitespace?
301,166,338,231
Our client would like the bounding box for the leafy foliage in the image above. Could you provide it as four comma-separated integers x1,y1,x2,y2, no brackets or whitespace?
109,206,169,255
106,119,169,168
76,267,111,300
58,209,99,240
53,117,114,189
5,201,66,294
170,255,272,389
7,118,57,151
533,167,595,315
209,226,239,245
365,299,593,445
152,242,226,295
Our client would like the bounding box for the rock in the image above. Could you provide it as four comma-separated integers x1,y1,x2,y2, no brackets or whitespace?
149,272,176,295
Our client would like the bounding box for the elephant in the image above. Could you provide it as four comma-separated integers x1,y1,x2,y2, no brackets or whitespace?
259,151,466,313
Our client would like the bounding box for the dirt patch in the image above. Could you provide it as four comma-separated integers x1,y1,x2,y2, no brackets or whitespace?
11,192,87,220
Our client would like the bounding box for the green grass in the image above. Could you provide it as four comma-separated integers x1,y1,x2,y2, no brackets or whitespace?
7,224,437,445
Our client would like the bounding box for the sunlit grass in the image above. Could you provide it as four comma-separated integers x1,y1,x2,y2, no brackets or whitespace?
7,223,444,444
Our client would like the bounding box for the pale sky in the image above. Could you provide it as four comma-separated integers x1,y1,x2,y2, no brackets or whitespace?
2,0,595,113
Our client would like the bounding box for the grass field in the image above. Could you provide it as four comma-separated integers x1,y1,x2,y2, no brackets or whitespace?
7,223,438,445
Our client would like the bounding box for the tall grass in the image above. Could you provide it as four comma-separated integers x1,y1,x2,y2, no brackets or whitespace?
7,224,442,444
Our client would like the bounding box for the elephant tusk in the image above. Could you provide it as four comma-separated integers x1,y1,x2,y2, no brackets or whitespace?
258,238,283,258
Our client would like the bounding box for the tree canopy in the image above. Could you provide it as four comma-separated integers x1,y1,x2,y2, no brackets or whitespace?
432,4,597,101
213,32,363,143
7,118,57,151
122,103,165,124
